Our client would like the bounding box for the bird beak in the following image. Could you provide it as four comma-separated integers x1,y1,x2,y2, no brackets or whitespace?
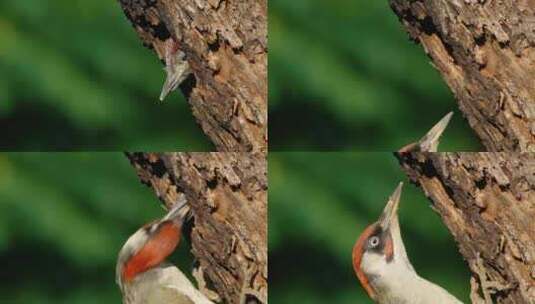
419,111,453,152
398,111,453,153
163,198,192,224
378,182,403,231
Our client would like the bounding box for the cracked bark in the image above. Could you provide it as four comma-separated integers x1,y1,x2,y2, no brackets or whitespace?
395,152,535,303
127,152,267,304
118,0,267,152
389,1,535,151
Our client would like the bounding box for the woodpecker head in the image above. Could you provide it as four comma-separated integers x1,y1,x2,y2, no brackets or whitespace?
352,182,414,301
116,201,191,291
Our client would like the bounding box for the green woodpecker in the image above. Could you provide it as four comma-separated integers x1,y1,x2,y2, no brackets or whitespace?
116,201,213,304
352,183,463,304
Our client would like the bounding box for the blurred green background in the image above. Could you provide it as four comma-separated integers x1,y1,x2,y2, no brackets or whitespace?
269,1,481,151
0,1,210,151
0,153,194,303
269,152,470,303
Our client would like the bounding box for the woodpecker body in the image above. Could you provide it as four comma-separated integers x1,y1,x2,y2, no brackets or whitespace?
116,202,213,304
352,183,462,304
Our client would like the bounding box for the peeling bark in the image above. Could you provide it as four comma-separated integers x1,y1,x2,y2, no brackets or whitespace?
118,0,267,152
395,152,535,303
389,1,535,151
127,152,267,304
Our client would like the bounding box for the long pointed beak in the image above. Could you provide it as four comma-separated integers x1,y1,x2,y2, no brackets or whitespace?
419,111,453,152
378,182,403,230
163,198,191,223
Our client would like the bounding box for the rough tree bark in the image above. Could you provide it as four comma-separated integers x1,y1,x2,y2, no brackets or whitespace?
118,0,267,152
389,1,535,151
127,152,267,304
395,152,535,304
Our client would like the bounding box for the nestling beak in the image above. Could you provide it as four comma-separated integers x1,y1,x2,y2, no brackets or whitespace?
378,182,403,231
162,199,192,223
418,112,453,152
398,111,453,153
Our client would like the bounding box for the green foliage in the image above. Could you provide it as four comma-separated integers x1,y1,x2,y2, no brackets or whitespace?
0,153,194,303
269,152,471,303
0,0,210,150
269,0,481,151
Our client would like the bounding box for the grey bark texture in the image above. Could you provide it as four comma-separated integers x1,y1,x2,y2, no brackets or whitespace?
118,0,267,152
389,1,535,151
127,152,267,304
395,152,535,304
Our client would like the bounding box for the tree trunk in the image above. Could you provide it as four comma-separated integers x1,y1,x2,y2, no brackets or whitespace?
127,152,267,304
118,0,267,152
395,152,535,303
389,1,535,152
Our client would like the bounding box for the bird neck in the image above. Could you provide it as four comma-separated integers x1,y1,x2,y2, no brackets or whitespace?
121,264,170,304
121,264,215,304
370,262,461,304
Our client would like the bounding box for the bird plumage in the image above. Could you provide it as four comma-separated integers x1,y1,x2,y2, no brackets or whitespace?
122,263,213,304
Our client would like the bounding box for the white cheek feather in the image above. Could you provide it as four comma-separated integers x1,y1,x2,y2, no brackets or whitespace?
362,251,426,304
361,252,389,279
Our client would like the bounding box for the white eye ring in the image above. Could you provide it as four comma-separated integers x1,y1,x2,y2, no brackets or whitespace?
369,236,380,247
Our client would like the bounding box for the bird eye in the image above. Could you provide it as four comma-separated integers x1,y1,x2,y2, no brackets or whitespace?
368,236,380,248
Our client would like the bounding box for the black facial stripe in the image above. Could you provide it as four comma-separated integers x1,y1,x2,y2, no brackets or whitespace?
366,273,380,284
142,220,162,235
